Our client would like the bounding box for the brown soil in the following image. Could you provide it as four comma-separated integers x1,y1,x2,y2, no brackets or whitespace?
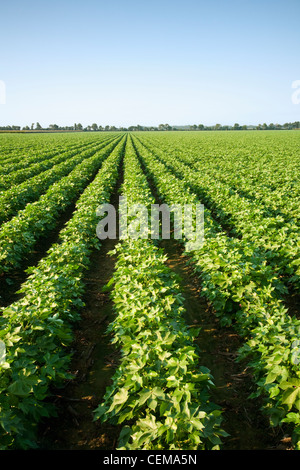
284,288,300,320
131,140,293,450
37,167,125,451
0,202,77,308
159,237,291,450
0,157,107,308
38,234,121,450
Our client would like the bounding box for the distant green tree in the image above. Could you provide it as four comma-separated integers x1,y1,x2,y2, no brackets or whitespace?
91,123,98,131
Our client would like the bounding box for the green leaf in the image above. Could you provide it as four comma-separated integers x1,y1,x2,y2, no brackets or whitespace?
190,418,205,431
281,386,300,411
111,388,129,407
138,389,152,406
93,403,107,421
152,387,165,400
7,379,32,397
117,425,132,446
147,398,158,411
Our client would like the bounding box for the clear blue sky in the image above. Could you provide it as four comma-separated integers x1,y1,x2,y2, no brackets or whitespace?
0,0,299,128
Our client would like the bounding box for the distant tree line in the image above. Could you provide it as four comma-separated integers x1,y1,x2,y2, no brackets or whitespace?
0,121,299,132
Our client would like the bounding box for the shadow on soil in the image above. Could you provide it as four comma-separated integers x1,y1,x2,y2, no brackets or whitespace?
38,229,121,450
159,237,289,450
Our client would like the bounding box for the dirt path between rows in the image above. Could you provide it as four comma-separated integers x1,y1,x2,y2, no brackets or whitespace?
131,137,291,450
38,221,121,450
37,165,124,450
0,202,77,308
159,237,290,450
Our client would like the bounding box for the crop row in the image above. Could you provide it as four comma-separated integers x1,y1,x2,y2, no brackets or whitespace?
0,135,113,189
0,138,62,164
187,157,300,224
94,136,226,450
0,136,126,449
0,135,106,178
138,132,300,221
0,136,123,281
0,141,67,166
0,133,102,166
135,135,300,293
132,135,300,449
0,136,118,225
